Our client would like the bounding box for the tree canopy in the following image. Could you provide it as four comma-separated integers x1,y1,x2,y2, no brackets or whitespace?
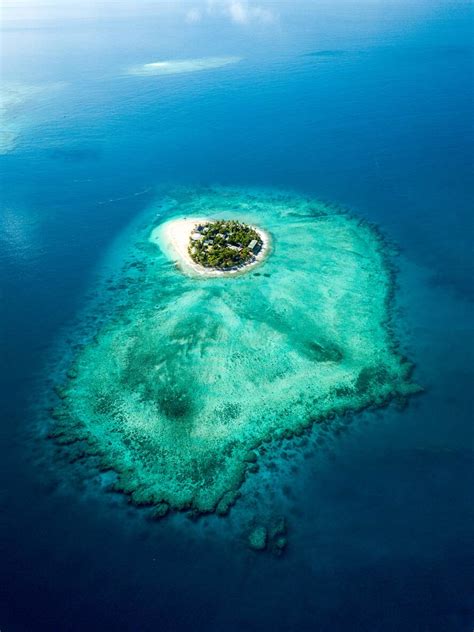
188,220,262,270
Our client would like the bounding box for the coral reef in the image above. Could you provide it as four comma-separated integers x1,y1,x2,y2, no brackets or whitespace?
248,526,268,551
52,187,420,515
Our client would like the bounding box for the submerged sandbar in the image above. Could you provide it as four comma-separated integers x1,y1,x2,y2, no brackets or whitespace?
52,187,419,515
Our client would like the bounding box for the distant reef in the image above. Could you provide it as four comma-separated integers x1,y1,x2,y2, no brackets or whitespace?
50,187,420,516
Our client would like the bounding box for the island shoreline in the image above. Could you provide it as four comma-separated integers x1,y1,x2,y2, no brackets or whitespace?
150,217,271,277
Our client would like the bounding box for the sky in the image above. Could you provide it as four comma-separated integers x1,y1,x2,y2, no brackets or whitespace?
1,0,461,24
1,0,278,23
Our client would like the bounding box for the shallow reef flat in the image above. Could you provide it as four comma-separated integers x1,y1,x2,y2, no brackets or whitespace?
0,81,65,154
52,187,419,515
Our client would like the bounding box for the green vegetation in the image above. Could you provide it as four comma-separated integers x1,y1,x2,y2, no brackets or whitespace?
188,219,262,269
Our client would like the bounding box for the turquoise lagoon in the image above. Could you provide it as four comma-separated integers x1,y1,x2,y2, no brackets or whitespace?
53,188,419,514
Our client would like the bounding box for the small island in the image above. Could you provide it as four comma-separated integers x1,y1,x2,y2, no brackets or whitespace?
152,216,269,277
188,220,263,270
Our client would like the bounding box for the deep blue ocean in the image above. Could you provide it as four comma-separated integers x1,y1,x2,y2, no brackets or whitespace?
1,1,473,630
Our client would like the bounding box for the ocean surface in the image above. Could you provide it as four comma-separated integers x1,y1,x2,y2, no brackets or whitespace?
1,1,473,630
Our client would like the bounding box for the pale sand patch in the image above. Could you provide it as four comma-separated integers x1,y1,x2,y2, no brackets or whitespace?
128,56,242,77
150,217,270,278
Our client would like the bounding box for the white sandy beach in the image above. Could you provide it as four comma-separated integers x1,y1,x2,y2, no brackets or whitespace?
150,217,270,277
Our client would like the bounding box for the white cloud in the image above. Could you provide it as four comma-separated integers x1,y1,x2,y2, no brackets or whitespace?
185,8,202,23
185,1,276,26
226,1,275,24
228,1,248,23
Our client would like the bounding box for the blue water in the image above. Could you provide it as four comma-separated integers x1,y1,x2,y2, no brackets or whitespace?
1,1,473,630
